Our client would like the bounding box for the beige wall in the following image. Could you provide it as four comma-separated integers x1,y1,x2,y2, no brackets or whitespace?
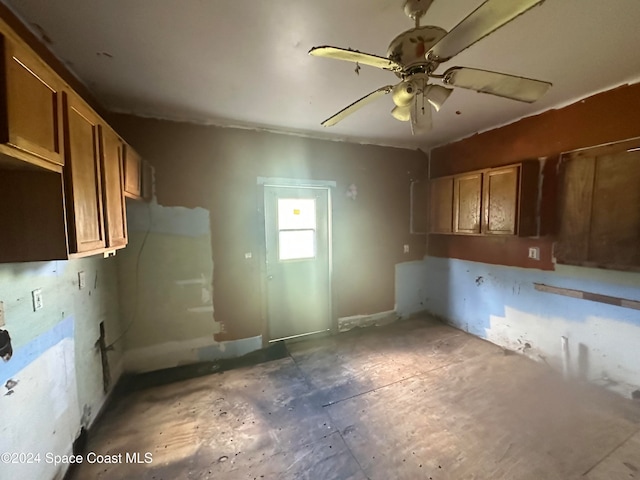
112,115,429,341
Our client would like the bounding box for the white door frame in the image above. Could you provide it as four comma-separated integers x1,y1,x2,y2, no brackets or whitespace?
258,177,335,342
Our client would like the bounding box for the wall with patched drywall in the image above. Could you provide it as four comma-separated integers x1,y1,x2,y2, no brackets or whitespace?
0,257,123,480
112,115,429,343
422,257,640,396
116,199,260,373
423,83,640,398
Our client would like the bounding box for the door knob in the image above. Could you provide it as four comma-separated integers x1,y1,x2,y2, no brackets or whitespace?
267,275,274,280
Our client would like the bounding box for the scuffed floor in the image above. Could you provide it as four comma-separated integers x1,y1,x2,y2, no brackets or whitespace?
69,317,640,480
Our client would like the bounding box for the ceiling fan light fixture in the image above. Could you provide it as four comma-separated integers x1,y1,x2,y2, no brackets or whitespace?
392,81,416,107
425,85,453,111
391,104,411,121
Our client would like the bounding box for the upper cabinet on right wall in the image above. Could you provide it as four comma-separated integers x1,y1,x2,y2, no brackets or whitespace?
556,138,640,270
483,166,519,235
430,161,538,237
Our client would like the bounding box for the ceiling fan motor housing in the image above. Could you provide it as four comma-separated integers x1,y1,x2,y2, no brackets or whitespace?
387,26,446,72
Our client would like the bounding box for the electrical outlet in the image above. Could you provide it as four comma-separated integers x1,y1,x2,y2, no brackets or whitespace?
0,301,5,327
32,289,43,311
528,247,540,260
78,271,86,290
403,244,410,254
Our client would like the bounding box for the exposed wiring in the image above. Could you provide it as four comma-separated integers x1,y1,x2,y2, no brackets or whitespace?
105,201,152,350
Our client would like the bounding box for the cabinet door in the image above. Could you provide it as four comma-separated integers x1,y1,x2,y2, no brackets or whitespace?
454,172,482,234
123,145,142,198
100,126,127,249
483,166,519,235
2,37,64,165
429,177,453,233
63,93,105,253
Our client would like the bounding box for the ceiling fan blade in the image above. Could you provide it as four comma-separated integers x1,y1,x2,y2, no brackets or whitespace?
428,0,546,62
309,46,402,72
321,85,394,127
411,94,432,135
443,67,551,103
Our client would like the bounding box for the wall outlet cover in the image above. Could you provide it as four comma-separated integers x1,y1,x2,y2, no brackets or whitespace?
528,247,540,260
32,289,43,311
78,271,86,290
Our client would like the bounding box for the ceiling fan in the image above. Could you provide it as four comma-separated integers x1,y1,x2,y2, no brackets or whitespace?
309,0,552,134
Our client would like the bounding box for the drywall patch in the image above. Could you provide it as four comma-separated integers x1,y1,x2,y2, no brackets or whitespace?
118,201,221,373
486,306,640,397
123,335,262,373
0,336,80,480
198,335,262,361
125,199,211,237
422,256,640,397
395,260,430,318
0,316,73,383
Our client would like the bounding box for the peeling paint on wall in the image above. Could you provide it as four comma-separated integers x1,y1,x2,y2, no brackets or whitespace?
0,255,122,479
117,200,261,373
395,260,430,318
422,256,640,397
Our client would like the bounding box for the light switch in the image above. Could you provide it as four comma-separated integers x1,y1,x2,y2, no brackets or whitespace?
78,271,86,290
403,244,410,254
528,247,540,260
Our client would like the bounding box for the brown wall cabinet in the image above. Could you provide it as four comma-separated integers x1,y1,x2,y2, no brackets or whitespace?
556,138,640,270
100,126,128,249
0,23,137,262
430,162,538,237
454,172,482,234
123,145,141,198
124,145,153,201
0,36,64,170
63,92,106,253
429,176,453,233
483,166,518,235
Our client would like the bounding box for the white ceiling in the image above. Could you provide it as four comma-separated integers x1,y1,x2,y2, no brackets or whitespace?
4,0,640,150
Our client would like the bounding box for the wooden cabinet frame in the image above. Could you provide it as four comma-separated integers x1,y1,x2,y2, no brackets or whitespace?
454,172,483,234
0,35,65,170
0,16,135,262
62,92,106,254
429,161,538,237
429,176,454,234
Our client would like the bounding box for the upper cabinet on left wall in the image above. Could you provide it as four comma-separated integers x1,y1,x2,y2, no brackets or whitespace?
0,22,137,263
0,35,64,170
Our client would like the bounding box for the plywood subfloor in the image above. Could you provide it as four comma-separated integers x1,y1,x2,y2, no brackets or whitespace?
69,317,640,480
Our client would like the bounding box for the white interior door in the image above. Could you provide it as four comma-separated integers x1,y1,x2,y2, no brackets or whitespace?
264,186,331,341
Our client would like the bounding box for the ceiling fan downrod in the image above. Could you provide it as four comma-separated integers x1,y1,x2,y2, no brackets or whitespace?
403,0,434,28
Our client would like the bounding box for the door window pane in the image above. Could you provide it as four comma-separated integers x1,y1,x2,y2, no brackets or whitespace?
278,198,316,230
279,230,315,260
